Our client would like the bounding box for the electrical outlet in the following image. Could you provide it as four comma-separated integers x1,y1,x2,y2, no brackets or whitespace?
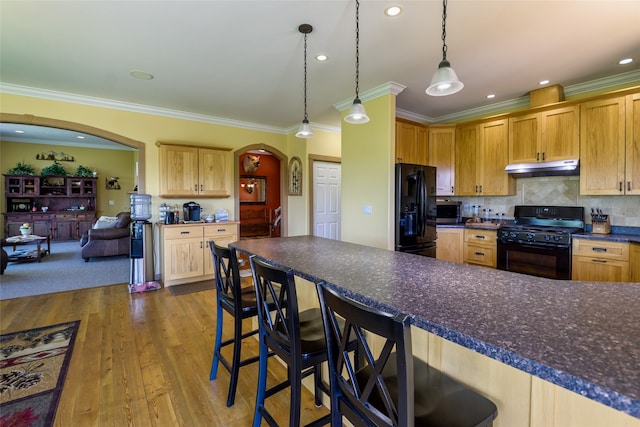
109,200,115,206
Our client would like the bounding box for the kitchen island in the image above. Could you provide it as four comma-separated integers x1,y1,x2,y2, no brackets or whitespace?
231,235,639,426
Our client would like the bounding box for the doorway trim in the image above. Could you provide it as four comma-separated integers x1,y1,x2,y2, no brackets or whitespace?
1,113,146,192
308,154,341,236
234,144,288,237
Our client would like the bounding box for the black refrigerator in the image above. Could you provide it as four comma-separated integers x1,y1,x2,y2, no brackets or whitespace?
395,163,437,258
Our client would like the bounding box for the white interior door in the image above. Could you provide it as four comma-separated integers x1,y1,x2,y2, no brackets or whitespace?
313,161,341,240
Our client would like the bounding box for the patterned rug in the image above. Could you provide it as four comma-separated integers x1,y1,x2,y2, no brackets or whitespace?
0,321,80,426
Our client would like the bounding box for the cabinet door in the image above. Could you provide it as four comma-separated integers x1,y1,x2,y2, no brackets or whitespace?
509,113,540,164
626,93,640,195
455,124,479,195
428,126,455,195
199,148,231,197
415,126,429,166
572,257,629,282
436,228,463,263
479,119,515,195
55,220,74,241
580,97,626,195
396,121,418,164
159,145,199,196
33,218,52,237
541,106,579,161
164,237,206,281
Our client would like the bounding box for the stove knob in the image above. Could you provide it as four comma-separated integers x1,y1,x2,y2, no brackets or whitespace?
526,233,535,240
510,232,517,238
545,235,552,241
554,235,562,242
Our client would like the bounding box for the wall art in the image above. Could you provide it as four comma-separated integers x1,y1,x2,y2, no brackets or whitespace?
288,156,302,196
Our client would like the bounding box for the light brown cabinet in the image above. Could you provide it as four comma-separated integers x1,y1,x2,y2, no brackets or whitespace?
160,222,238,287
395,119,428,165
463,228,497,268
455,120,515,196
625,93,640,195
508,106,579,164
158,144,232,198
436,227,463,263
572,238,631,282
428,126,455,196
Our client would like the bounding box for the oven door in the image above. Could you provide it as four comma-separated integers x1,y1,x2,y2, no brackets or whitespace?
497,241,572,280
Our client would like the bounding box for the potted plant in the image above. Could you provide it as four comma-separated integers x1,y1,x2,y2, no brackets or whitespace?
6,162,36,175
41,161,67,176
73,165,94,177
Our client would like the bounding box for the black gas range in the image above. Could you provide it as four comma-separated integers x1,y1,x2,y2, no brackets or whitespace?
497,206,585,280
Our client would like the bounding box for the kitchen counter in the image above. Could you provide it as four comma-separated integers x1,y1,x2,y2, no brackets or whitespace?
231,236,639,420
574,232,640,244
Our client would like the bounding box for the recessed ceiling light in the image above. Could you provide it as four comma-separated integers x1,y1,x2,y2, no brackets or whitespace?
539,79,550,85
130,70,154,80
76,135,85,139
619,58,633,65
486,94,496,99
14,130,24,134
385,5,402,16
316,54,328,61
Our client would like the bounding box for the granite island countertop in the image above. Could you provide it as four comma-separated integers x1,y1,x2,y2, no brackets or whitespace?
231,235,640,418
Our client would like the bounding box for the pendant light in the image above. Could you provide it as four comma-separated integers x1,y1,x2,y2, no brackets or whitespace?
344,0,370,124
426,0,464,96
296,24,314,138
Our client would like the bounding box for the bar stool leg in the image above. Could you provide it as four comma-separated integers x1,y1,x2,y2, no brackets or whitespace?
209,303,224,380
253,337,269,427
226,311,244,406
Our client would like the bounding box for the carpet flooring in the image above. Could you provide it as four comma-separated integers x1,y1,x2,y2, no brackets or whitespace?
0,320,80,427
0,241,130,300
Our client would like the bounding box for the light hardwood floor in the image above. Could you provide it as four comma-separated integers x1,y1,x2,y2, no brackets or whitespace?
0,283,329,426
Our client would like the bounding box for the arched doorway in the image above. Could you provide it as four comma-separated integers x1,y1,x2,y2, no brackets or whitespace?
233,144,287,239
1,113,146,193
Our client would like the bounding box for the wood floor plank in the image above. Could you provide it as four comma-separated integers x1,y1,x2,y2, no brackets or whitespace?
1,283,331,426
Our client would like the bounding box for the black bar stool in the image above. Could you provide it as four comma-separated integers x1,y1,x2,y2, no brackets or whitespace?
209,241,262,407
249,255,331,427
317,282,499,427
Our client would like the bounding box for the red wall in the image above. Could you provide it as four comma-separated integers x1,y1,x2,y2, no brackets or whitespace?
238,153,281,236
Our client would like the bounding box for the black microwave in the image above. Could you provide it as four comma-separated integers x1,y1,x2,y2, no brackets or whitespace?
436,200,462,224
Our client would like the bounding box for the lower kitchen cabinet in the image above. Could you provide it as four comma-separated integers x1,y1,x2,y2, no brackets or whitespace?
572,238,634,282
160,222,239,287
463,228,497,268
436,227,463,263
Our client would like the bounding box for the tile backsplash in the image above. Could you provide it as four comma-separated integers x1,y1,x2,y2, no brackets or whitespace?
454,176,640,227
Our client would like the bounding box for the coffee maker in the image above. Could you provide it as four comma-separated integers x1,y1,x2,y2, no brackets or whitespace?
183,201,202,222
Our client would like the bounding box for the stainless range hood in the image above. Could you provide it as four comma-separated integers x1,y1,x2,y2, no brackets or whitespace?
505,159,579,177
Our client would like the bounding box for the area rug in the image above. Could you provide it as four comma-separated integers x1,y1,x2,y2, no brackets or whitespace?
0,320,80,427
168,280,214,296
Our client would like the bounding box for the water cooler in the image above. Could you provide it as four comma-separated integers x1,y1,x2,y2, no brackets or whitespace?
129,194,160,292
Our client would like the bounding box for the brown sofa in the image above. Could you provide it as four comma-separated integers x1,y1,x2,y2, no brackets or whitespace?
80,212,132,261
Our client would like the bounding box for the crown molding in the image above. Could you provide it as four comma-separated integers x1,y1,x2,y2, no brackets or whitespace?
333,81,407,112
0,83,289,134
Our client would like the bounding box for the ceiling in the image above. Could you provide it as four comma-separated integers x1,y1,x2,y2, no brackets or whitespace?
1,0,640,145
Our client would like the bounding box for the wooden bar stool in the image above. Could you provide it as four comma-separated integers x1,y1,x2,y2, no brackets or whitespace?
249,255,331,427
317,282,499,427
209,241,262,407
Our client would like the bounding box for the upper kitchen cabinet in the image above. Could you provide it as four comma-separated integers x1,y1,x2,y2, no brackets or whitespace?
508,106,579,164
625,93,640,195
456,119,515,196
579,96,629,195
158,143,231,198
395,119,428,165
428,125,455,196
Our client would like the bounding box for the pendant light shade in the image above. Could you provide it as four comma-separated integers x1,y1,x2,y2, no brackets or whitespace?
296,24,314,138
426,0,463,97
344,0,369,124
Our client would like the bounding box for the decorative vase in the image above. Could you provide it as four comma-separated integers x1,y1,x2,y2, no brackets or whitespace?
20,227,32,237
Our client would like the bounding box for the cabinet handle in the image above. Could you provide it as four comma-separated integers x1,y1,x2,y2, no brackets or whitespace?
536,152,540,161
592,259,607,263
195,184,198,191
200,241,203,248
628,181,632,192
479,185,483,193
200,185,203,192
451,186,454,193
542,152,545,161
619,182,623,192
475,185,478,193
475,252,485,256
592,247,607,252
476,235,486,239
180,231,190,235
217,229,226,232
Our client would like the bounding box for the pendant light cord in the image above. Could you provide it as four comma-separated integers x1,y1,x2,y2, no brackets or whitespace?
303,32,309,121
441,0,448,61
354,0,361,99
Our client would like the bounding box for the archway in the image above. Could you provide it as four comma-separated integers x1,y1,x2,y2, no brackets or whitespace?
1,113,146,193
233,144,287,238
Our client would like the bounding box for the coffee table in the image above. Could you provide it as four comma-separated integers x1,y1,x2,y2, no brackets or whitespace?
2,235,51,263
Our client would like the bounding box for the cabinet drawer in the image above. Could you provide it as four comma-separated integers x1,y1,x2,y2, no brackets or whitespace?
572,239,629,261
572,256,629,282
204,223,238,238
464,243,497,267
163,226,203,240
464,229,496,243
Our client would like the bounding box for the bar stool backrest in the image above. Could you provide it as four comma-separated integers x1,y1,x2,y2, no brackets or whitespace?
317,283,413,427
211,241,242,311
249,256,302,362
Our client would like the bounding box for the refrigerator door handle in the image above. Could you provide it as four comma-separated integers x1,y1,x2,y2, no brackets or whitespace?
417,170,427,237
